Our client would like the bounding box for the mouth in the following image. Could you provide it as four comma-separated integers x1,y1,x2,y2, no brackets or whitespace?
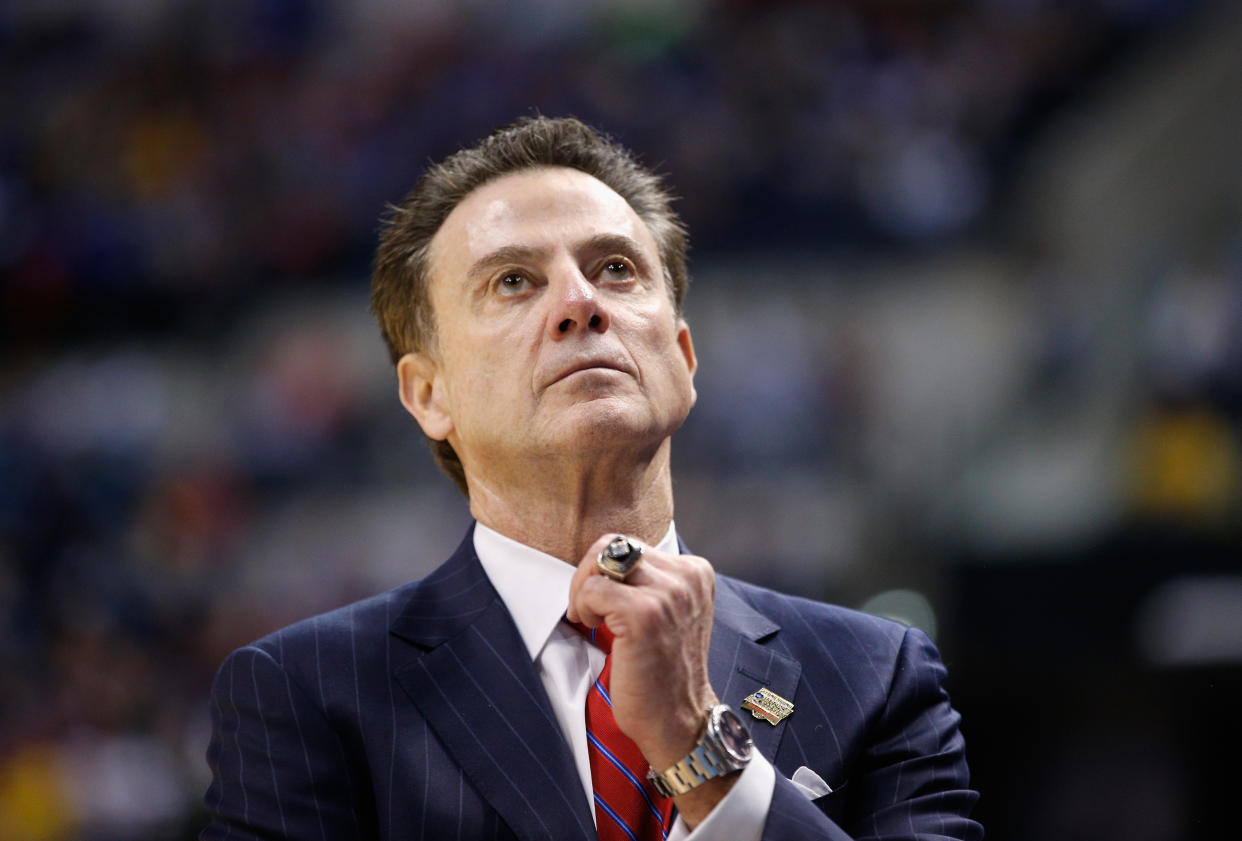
544,356,634,388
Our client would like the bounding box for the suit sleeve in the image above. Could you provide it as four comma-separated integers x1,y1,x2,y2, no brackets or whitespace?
760,628,983,841
201,644,370,841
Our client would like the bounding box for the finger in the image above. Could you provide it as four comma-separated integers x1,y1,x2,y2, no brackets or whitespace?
571,556,682,632
567,533,674,625
567,533,659,618
571,571,641,630
566,533,621,624
587,554,715,644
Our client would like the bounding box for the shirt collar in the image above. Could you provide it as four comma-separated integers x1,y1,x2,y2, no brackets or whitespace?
473,520,680,662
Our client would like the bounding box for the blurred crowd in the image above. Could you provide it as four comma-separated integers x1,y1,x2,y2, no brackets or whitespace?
2,0,1198,354
1,1,1236,839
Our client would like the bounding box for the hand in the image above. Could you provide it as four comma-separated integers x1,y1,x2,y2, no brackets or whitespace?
566,534,719,772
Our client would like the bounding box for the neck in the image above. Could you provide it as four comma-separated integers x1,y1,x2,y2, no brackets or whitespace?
464,440,675,564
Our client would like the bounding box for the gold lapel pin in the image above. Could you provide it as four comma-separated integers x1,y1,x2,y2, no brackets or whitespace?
741,688,794,725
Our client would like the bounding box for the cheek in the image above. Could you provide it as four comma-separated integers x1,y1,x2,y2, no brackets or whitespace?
445,340,529,406
644,321,686,364
645,332,695,399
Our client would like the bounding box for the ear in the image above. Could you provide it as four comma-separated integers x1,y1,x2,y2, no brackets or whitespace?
675,318,697,378
397,352,454,441
676,318,698,407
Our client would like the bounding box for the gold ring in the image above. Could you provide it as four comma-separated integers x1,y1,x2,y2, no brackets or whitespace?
596,535,643,581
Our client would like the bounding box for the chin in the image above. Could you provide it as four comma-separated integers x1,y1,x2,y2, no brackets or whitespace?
545,399,685,454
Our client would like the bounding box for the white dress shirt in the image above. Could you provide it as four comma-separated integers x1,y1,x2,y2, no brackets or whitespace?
474,521,775,841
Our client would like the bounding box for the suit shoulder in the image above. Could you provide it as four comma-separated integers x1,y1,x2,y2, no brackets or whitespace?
715,575,953,729
235,579,423,666
717,574,913,657
219,531,482,676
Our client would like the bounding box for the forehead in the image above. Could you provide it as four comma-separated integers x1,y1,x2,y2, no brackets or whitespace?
427,166,658,284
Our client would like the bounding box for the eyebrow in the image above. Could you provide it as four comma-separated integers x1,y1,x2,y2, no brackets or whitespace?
465,233,654,282
465,244,547,281
579,233,653,272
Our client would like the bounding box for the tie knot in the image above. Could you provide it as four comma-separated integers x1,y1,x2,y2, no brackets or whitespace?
567,619,615,654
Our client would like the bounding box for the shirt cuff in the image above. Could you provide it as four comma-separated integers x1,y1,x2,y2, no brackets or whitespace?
666,751,776,841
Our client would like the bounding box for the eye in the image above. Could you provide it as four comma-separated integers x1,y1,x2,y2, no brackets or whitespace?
601,260,633,281
497,272,530,293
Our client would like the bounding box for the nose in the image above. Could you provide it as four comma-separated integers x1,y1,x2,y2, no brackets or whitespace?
546,267,610,339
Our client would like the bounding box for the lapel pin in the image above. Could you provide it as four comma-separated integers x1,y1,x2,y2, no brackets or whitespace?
741,688,794,725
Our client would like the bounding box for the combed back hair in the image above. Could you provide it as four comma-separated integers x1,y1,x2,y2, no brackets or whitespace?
371,115,689,494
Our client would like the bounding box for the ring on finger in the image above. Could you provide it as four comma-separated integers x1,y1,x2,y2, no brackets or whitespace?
596,535,643,582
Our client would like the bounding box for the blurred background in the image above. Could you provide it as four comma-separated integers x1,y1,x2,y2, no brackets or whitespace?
2,0,1239,838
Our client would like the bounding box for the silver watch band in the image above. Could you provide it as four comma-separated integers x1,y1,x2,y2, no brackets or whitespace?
649,740,736,797
648,705,753,798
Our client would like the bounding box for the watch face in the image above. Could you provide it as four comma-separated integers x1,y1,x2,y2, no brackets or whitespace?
714,707,754,763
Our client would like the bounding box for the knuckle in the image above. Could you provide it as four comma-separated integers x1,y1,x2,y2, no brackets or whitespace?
578,573,605,601
657,579,693,620
691,556,715,591
671,577,694,605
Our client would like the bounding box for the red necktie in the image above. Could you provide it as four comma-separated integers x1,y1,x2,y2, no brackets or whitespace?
569,621,674,841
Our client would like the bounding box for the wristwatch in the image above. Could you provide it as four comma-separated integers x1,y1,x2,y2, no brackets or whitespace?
648,704,754,797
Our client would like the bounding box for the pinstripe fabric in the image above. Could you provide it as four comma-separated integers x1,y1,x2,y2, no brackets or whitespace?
202,525,981,841
569,622,674,841
711,579,983,841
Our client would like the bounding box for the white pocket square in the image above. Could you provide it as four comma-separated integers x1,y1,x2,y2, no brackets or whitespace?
790,765,833,799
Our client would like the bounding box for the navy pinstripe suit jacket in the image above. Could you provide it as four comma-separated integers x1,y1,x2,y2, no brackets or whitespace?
203,527,982,840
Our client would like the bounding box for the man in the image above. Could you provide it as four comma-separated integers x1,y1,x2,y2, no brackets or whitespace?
203,116,982,841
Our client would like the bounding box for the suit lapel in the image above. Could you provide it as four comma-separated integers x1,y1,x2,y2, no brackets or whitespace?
387,529,802,840
389,532,595,841
708,577,802,763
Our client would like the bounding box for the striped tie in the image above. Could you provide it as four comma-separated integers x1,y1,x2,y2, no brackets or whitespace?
569,621,675,841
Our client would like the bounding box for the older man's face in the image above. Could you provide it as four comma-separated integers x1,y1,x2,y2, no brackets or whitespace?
404,166,697,479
